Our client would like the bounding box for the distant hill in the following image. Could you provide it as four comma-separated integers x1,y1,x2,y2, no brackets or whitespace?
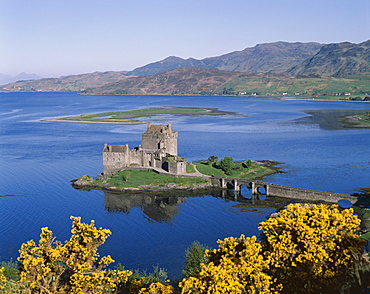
82,67,370,97
1,71,128,92
83,67,254,95
287,40,370,77
126,42,323,76
0,72,41,85
0,73,14,85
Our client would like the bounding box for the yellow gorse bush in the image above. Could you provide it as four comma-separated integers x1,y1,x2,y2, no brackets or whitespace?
17,216,131,293
180,235,281,294
138,281,174,294
0,267,6,290
258,203,366,292
179,203,366,294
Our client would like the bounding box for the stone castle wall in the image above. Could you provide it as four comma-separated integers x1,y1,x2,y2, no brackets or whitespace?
167,161,187,174
103,144,130,175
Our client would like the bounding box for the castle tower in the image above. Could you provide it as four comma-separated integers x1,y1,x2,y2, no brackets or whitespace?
141,123,178,155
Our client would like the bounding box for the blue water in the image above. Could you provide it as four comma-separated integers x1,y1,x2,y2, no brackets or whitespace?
0,92,369,278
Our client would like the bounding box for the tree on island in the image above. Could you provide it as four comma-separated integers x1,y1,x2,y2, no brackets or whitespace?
206,156,218,165
219,156,234,175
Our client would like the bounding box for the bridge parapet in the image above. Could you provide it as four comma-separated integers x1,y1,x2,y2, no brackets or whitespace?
266,183,357,204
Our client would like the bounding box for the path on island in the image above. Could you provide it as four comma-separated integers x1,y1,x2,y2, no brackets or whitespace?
152,163,210,178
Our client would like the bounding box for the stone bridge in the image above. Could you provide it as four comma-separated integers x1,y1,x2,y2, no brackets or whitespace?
210,176,358,204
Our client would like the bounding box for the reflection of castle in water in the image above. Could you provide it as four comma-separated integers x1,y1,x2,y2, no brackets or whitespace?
104,192,188,223
103,189,292,223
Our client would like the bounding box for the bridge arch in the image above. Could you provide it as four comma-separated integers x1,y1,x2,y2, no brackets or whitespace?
219,178,241,191
226,181,234,190
239,184,252,199
250,181,269,196
257,186,267,194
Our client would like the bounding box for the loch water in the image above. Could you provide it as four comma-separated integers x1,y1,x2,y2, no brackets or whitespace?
0,92,369,278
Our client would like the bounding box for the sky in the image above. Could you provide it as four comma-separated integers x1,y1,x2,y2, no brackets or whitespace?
1,0,369,78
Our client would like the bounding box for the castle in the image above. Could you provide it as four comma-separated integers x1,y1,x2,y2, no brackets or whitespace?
103,123,186,175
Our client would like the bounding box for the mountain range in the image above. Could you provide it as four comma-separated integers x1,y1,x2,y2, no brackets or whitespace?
1,40,369,95
126,41,323,76
0,72,41,85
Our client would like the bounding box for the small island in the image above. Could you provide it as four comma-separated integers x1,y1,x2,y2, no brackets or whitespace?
343,112,370,128
72,159,280,192
72,123,279,192
44,107,236,125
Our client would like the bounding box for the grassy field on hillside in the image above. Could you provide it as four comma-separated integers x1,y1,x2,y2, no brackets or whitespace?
216,75,370,97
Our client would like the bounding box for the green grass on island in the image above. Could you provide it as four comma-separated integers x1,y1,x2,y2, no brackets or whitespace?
340,111,370,128
77,170,210,190
194,158,279,179
186,164,197,173
54,107,232,125
355,113,370,125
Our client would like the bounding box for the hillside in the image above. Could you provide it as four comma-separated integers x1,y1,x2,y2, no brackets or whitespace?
83,67,251,95
288,40,370,77
1,71,128,92
218,74,370,97
127,42,322,76
83,67,370,97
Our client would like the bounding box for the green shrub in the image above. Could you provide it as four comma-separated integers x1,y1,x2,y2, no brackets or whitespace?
124,265,169,293
182,241,210,278
207,156,218,165
0,259,19,281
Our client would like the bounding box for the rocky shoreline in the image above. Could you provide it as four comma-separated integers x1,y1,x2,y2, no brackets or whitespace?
342,114,370,128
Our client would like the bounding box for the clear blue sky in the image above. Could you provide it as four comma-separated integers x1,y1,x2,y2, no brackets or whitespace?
1,0,369,78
